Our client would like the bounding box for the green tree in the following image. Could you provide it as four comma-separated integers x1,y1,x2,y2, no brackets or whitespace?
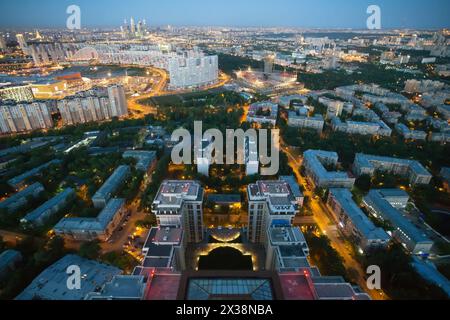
79,241,101,260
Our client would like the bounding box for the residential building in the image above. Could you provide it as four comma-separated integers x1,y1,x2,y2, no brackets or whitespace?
123,150,157,173
246,101,278,126
247,180,299,243
8,159,61,190
57,85,128,126
0,102,53,134
265,222,310,271
318,97,344,119
54,198,127,242
404,79,446,93
395,123,427,140
288,111,324,133
21,188,75,227
28,42,67,66
327,189,390,252
278,94,308,108
411,257,450,298
168,54,218,90
0,182,44,213
92,165,130,208
107,85,128,117
16,255,121,300
352,153,432,186
331,118,392,137
303,150,355,189
141,226,186,271
428,132,450,143
152,180,204,243
0,250,23,280
363,189,434,255
196,139,213,177
437,105,450,120
85,275,146,300
279,176,304,207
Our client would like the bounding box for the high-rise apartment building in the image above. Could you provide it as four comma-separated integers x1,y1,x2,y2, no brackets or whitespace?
152,180,204,243
57,85,128,126
28,42,66,66
247,180,300,243
0,102,53,134
168,54,218,90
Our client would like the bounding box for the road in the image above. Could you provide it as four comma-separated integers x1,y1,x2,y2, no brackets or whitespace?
65,172,153,259
127,66,169,117
127,69,231,118
0,229,31,245
280,139,388,300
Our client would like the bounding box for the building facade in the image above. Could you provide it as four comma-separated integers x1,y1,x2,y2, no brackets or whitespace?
152,180,204,243
247,180,300,243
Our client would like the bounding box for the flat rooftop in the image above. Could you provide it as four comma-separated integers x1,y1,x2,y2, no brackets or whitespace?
278,272,315,300
135,268,182,300
269,226,306,244
153,180,203,209
15,255,121,300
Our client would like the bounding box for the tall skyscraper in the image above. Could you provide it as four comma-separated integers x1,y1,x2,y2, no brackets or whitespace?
0,35,7,51
130,17,136,35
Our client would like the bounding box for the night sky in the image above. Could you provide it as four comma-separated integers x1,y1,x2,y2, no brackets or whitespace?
0,0,449,29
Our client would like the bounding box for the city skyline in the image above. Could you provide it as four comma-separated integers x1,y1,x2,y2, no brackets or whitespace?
0,0,449,29
0,0,449,305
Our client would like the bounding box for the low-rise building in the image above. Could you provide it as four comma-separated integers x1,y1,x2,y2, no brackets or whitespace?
92,165,130,208
0,250,23,280
363,189,434,255
327,189,390,252
318,97,344,119
303,150,355,189
265,222,310,271
331,118,392,137
353,153,432,186
16,254,121,300
85,275,146,300
54,198,127,241
246,101,278,126
21,188,75,227
8,159,61,190
437,105,450,120
123,150,157,173
288,111,324,133
278,94,308,108
428,132,450,143
0,182,44,213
